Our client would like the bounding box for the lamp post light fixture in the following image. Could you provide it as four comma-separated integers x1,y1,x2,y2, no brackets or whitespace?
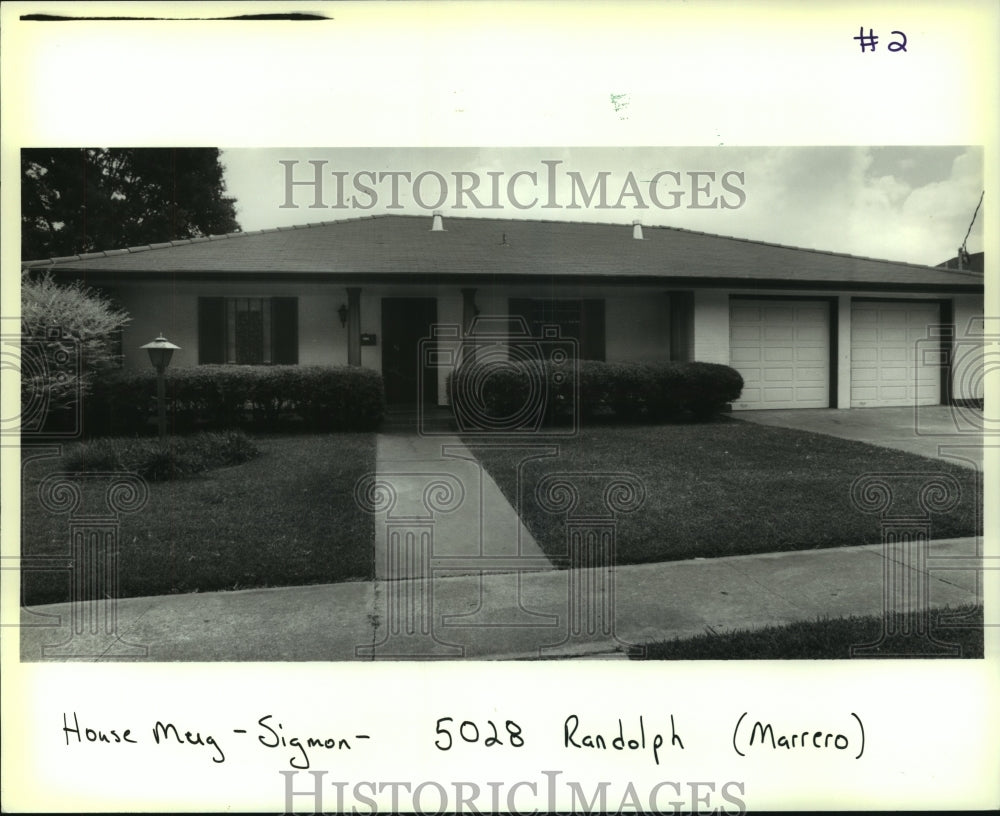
140,333,180,443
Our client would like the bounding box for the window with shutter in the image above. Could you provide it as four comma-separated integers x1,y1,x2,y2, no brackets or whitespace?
198,297,298,365
507,298,605,361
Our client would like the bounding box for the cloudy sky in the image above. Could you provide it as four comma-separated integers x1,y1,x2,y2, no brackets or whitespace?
220,146,983,268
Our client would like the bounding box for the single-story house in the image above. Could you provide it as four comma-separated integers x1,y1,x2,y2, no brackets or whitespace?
23,213,985,410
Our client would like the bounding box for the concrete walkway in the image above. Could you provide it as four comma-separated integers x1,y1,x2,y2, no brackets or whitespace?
735,406,984,470
370,434,552,576
17,538,982,661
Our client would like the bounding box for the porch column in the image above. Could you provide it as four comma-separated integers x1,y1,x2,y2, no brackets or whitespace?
346,287,361,366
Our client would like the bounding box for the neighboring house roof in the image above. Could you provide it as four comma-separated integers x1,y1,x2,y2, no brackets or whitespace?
936,250,984,274
22,214,984,292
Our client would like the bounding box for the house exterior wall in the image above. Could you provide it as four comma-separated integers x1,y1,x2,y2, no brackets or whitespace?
605,294,672,362
114,282,201,369
110,278,982,410
836,294,852,409
952,293,986,400
111,280,673,406
113,280,347,369
408,284,671,404
465,285,671,362
692,289,731,365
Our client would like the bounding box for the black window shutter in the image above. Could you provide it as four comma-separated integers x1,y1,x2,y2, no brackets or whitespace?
271,297,299,364
581,299,605,361
669,291,694,362
198,297,226,364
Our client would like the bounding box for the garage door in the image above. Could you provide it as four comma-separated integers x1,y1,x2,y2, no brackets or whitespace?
730,300,830,409
850,301,941,407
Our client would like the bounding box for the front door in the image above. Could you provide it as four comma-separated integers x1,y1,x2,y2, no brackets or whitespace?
381,297,437,405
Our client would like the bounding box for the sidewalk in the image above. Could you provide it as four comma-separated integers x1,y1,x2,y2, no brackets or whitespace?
17,536,981,661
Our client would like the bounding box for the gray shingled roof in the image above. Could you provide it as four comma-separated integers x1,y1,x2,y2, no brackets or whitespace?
22,214,983,291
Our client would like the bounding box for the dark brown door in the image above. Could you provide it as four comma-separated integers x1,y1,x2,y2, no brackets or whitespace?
381,297,437,405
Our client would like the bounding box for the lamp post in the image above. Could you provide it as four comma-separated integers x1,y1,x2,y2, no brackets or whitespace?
140,334,180,443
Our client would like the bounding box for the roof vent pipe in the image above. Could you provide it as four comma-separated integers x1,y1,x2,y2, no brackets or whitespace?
632,220,643,240
431,211,445,232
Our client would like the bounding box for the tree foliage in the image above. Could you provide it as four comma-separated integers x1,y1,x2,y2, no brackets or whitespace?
20,270,131,426
22,148,240,260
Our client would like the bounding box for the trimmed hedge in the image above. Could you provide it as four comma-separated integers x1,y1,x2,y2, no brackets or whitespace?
448,359,743,428
62,430,259,481
84,365,385,436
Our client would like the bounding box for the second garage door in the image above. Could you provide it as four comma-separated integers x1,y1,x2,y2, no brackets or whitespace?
730,300,830,409
850,300,942,407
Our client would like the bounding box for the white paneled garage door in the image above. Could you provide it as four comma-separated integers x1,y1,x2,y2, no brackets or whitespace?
850,300,941,407
730,300,830,409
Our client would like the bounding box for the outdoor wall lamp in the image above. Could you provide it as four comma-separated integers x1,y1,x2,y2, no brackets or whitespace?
337,303,349,328
140,333,180,443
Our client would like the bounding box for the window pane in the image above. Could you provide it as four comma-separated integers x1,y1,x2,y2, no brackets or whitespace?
235,308,264,364
226,298,237,363
529,299,582,344
218,297,296,365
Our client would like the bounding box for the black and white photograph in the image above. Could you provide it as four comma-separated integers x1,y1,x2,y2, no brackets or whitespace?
15,145,988,663
2,3,997,814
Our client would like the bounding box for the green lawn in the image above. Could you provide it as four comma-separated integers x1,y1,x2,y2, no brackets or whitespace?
465,420,981,565
631,604,984,659
21,434,376,605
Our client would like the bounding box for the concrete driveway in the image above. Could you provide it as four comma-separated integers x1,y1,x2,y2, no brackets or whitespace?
734,406,983,470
